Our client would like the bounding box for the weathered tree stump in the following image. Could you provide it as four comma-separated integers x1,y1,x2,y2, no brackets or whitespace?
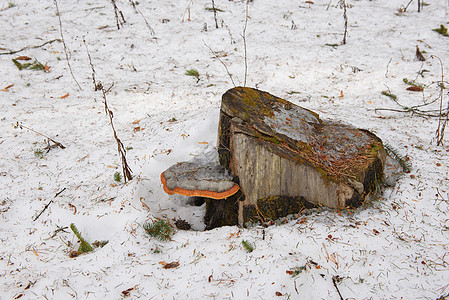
217,87,386,226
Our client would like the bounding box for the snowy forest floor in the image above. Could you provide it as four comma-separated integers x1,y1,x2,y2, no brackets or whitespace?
1,0,449,299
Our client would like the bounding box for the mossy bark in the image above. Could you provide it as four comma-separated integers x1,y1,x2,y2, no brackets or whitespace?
204,191,242,230
242,196,317,226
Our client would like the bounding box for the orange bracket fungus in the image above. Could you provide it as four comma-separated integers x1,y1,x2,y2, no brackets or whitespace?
161,162,239,200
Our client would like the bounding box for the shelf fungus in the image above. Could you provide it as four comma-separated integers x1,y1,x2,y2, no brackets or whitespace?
160,162,239,199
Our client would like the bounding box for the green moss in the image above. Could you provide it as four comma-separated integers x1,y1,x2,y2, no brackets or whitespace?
243,196,316,225
433,24,449,36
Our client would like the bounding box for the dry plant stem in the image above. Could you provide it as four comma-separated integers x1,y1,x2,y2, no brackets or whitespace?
111,0,126,29
83,39,102,91
203,41,236,87
54,0,82,90
137,10,155,35
182,0,194,22
0,39,61,56
340,0,348,45
211,0,219,29
242,0,249,87
128,0,155,35
16,122,66,149
432,55,447,145
332,276,344,300
102,88,133,182
33,188,66,221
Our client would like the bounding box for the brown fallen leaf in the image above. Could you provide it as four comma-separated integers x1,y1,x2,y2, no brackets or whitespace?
305,0,314,3
1,84,14,91
132,119,141,124
15,56,32,61
198,141,208,145
159,261,180,269
406,86,423,92
339,90,344,98
286,270,294,275
122,285,137,297
59,93,69,99
276,291,283,296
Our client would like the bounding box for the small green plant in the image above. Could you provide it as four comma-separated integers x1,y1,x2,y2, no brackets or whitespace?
152,247,162,254
241,240,254,252
185,68,200,82
143,219,174,241
114,171,122,182
205,7,224,12
384,143,412,173
34,148,45,159
381,90,398,100
432,24,449,37
12,59,46,71
70,223,93,253
290,265,307,278
125,146,133,150
8,2,16,8
403,78,424,88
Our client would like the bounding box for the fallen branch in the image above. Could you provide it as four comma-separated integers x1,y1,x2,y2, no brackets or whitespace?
33,188,66,221
0,39,61,56
15,122,66,149
54,0,82,90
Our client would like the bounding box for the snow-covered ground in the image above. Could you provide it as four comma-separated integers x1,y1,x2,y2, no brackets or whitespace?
1,0,448,299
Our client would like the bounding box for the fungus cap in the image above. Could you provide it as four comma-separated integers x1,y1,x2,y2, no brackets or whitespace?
160,162,239,199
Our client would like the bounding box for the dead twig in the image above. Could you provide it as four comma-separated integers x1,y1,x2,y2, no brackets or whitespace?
54,0,83,90
0,39,61,56
203,41,236,87
33,188,66,221
83,39,102,91
332,276,344,300
111,0,126,29
340,0,348,45
211,0,219,29
128,0,155,34
15,122,66,149
242,0,249,87
432,55,447,146
102,87,133,182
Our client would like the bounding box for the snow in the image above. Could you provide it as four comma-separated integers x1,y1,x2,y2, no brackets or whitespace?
1,0,449,299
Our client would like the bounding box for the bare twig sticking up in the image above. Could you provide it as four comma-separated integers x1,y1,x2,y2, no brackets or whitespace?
83,39,102,91
84,40,132,181
102,88,133,182
54,0,82,90
242,0,249,87
211,0,219,29
111,0,126,29
433,55,448,146
340,0,348,45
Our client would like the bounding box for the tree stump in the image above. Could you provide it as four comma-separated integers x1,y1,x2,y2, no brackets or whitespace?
217,87,386,226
